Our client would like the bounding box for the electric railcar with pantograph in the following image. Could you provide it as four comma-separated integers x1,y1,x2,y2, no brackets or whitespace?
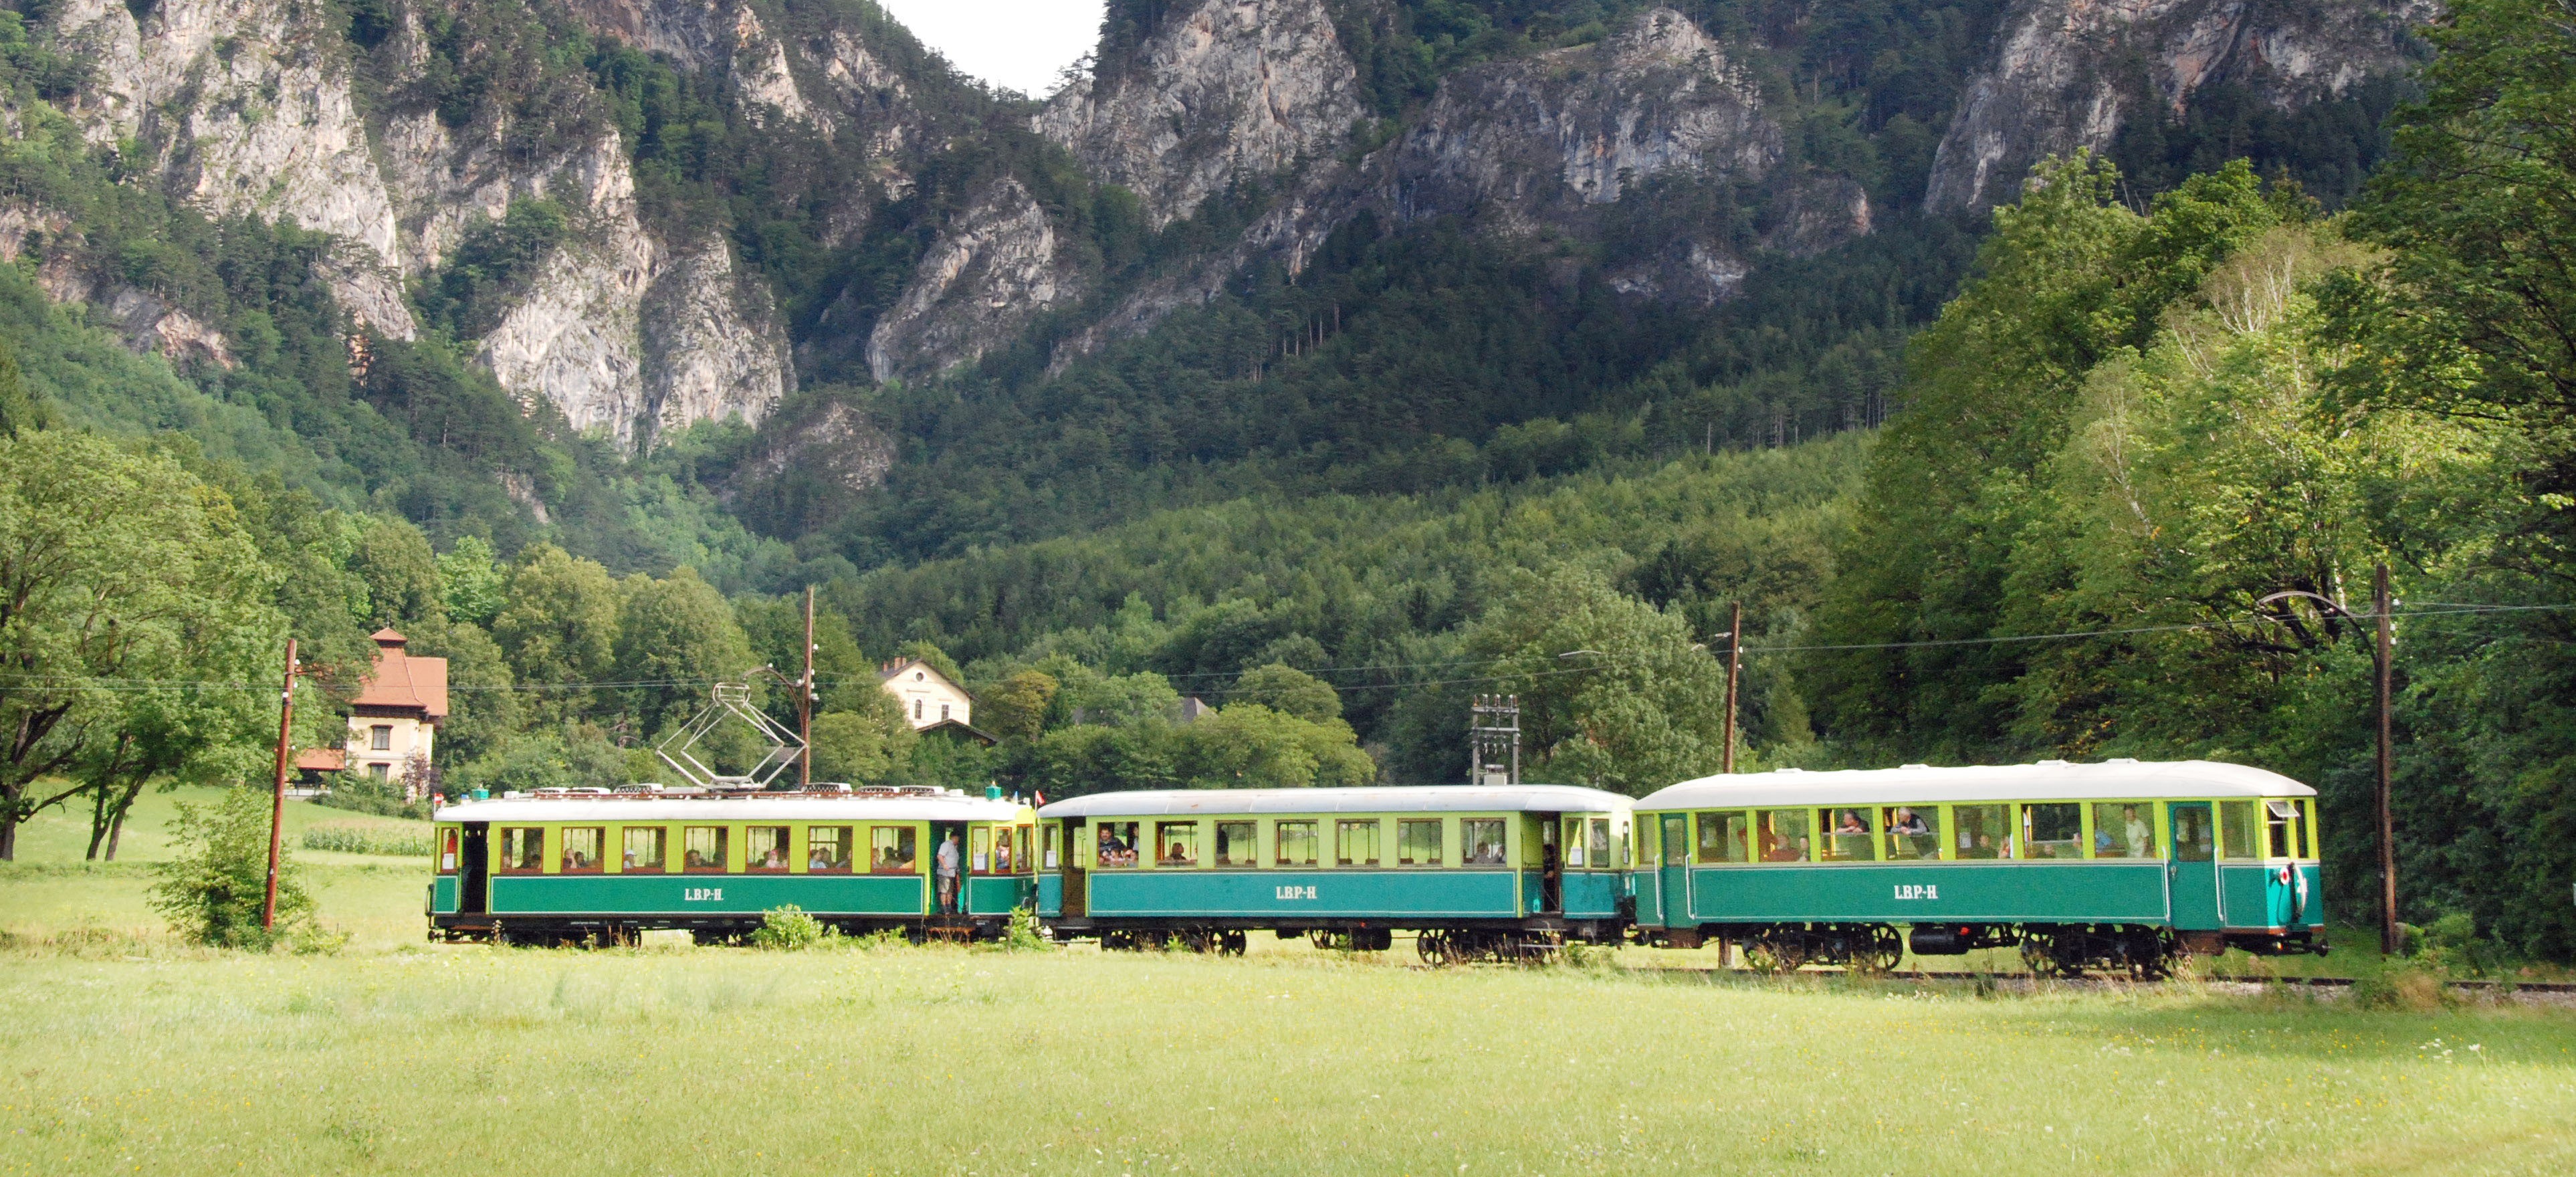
1630,759,2327,977
1035,784,1634,962
427,784,1036,944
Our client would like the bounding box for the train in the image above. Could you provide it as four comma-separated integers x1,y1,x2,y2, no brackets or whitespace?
424,758,2326,975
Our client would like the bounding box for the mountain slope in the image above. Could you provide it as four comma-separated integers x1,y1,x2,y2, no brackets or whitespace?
0,0,2432,581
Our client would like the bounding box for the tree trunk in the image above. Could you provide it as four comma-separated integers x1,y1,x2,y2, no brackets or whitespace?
105,802,128,861
0,811,16,861
86,781,108,860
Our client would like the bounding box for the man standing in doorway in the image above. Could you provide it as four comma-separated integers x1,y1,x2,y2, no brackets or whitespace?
936,830,962,914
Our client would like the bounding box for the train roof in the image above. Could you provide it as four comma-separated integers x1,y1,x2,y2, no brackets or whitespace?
433,787,1031,824
1039,784,1634,819
1637,760,2315,810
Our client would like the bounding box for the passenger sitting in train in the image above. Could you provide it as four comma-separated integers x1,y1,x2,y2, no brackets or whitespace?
1161,842,1193,867
683,849,708,869
809,847,834,871
760,846,787,869
1468,839,1504,865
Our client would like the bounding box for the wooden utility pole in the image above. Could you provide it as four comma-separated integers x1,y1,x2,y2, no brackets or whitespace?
262,638,298,931
800,586,815,789
1721,602,1743,774
2374,563,2398,956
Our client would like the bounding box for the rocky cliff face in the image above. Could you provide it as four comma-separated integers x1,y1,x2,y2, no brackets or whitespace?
1927,0,2434,211
19,0,948,447
1038,0,1365,229
1049,6,1810,364
1385,9,1778,233
867,179,1085,384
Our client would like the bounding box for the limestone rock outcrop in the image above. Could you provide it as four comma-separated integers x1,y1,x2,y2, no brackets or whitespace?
1927,0,2434,212
1038,0,1365,229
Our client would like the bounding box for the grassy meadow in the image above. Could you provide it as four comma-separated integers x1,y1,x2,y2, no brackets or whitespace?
1,788,2573,1176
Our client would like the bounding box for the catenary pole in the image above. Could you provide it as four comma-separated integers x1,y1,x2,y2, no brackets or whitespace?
2375,563,2398,956
1722,601,1743,774
263,638,297,931
798,586,815,788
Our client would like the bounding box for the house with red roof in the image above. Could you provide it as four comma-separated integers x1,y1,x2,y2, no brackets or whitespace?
342,629,447,790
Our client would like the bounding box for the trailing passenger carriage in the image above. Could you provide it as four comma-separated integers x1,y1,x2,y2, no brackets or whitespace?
1035,785,1634,962
428,785,1037,944
1630,760,2327,977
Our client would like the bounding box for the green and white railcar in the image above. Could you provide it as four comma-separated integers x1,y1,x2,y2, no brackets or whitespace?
1037,786,1633,960
427,786,1037,944
1631,760,2325,976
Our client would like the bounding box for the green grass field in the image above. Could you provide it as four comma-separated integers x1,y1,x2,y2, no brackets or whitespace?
3,788,2573,1175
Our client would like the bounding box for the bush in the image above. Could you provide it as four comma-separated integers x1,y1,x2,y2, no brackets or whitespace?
999,905,1050,951
2410,912,2510,978
748,904,835,951
149,787,338,952
2349,967,2456,1012
310,769,429,821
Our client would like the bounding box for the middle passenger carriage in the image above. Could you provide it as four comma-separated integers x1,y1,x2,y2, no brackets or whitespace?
1037,785,1634,962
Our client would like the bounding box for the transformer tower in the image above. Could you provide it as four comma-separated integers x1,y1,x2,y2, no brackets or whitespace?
1469,694,1520,786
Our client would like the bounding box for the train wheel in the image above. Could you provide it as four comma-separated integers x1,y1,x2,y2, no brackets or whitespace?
1416,932,1449,966
1219,930,1247,957
1853,926,1903,975
1309,930,1337,952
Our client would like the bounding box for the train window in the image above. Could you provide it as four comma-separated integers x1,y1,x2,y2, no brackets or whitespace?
1818,809,1876,861
808,826,853,872
2218,801,2260,861
2266,800,2302,859
500,827,544,873
1095,821,1140,869
1215,821,1258,866
1562,819,1585,867
1757,810,1808,862
1464,819,1507,865
2173,807,2214,862
2300,800,2319,859
683,827,728,872
1659,816,1686,865
746,827,791,872
2022,805,2084,859
871,825,918,873
439,829,459,874
990,827,1013,873
1398,819,1444,866
1017,826,1033,874
1156,822,1198,867
2089,803,2157,859
1336,820,1381,867
1277,821,1319,867
973,827,992,872
560,827,604,873
1043,825,1061,870
1638,816,1658,865
1586,819,1611,869
1883,807,1940,861
1953,805,2010,859
623,827,666,873
1698,813,1749,863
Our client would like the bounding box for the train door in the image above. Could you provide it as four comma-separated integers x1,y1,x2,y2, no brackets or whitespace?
930,823,965,914
1061,821,1087,918
2167,802,2220,930
1659,815,1691,929
1537,815,1563,915
459,823,490,915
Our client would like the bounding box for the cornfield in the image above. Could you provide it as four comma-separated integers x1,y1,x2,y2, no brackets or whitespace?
300,825,433,857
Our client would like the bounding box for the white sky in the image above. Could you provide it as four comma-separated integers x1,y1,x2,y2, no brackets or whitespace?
874,1,1109,97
